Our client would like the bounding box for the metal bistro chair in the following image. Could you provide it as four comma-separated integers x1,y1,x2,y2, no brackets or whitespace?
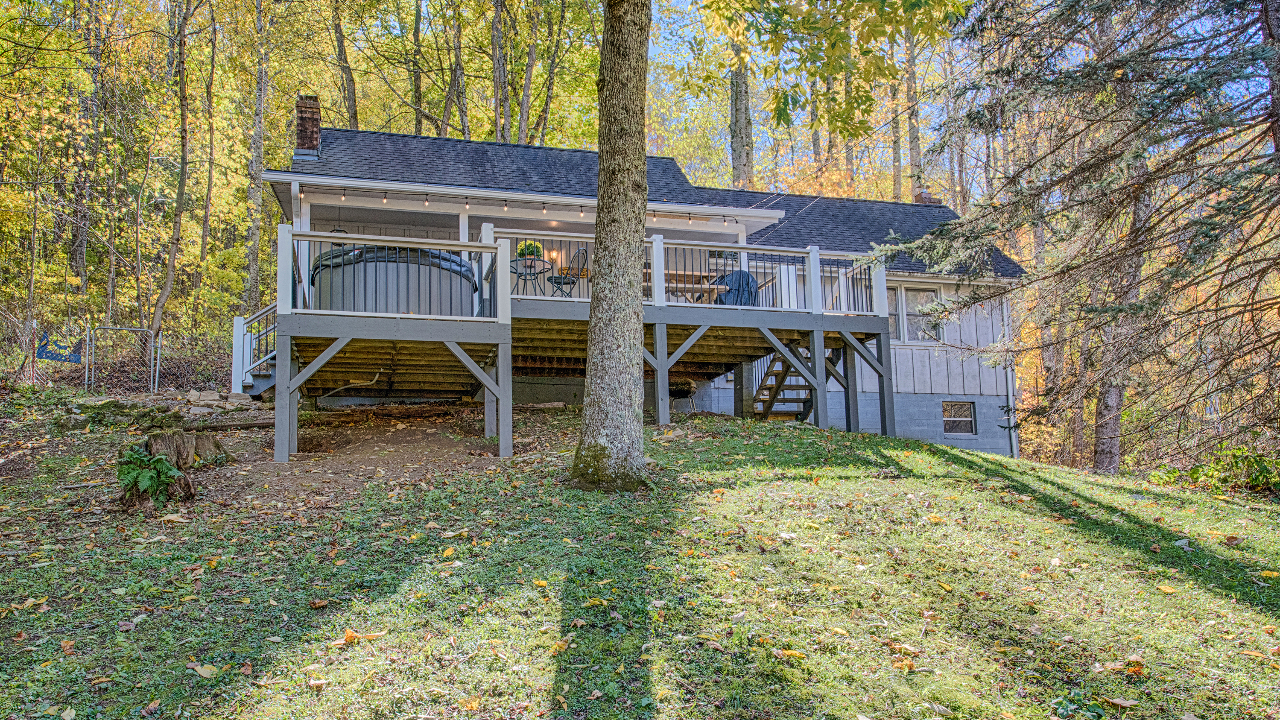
548,247,588,298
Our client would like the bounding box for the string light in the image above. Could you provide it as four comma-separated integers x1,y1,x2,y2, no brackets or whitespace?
382,192,387,204
423,195,429,206
723,216,727,226
579,207,584,217
504,200,508,211
465,198,470,209
542,204,547,214
687,214,692,224
341,190,346,201
298,189,305,199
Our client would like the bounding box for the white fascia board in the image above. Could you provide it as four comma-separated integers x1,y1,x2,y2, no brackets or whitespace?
885,270,1019,287
263,171,786,227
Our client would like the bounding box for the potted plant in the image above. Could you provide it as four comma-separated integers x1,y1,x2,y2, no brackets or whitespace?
516,240,544,259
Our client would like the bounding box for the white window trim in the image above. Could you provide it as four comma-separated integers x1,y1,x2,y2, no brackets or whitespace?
887,282,946,345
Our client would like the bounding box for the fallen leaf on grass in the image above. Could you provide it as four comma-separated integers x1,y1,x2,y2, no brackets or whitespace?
533,580,547,588
309,599,329,609
185,663,217,678
308,678,327,692
1240,650,1266,658
705,641,726,652
441,547,455,558
937,580,952,592
1221,536,1243,547
60,640,74,655
265,636,283,643
1262,571,1279,578
60,709,74,720
252,678,286,687
141,700,160,717
240,661,253,675
771,648,804,659
588,690,603,700
1157,586,1177,594
569,618,586,628
160,514,189,523
1105,698,1138,708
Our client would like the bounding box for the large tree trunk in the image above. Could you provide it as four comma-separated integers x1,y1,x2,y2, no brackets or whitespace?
728,43,753,189
571,0,650,489
809,77,822,165
192,3,216,327
532,0,567,145
517,8,538,144
454,16,470,139
904,29,922,200
333,0,359,130
150,0,195,342
889,40,902,201
1261,0,1280,155
412,0,424,135
242,0,268,314
491,0,510,142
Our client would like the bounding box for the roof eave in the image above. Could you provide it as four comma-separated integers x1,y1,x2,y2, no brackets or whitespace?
263,170,787,225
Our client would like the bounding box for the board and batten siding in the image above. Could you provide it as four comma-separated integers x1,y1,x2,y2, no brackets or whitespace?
853,297,1009,396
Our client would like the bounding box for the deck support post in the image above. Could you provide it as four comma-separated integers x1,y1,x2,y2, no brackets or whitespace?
875,332,896,437
842,346,859,432
653,323,670,425
497,343,513,457
809,329,829,429
274,335,294,462
733,361,753,419
484,366,497,438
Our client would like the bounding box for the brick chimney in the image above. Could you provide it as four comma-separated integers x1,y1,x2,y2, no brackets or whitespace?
913,188,944,205
295,95,321,159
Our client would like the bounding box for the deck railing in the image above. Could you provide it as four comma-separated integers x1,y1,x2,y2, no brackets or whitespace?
277,224,882,322
279,226,510,322
492,228,882,315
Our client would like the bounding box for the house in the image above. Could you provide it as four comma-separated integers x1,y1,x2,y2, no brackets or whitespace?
237,95,1023,462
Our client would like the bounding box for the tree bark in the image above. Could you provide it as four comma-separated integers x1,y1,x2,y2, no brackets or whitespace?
242,0,268,314
571,0,650,489
412,0,424,135
454,15,470,139
728,43,753,189
843,69,855,181
517,6,538,144
889,39,902,201
192,3,216,327
491,0,510,142
150,0,196,342
1261,0,1280,155
532,0,567,145
333,0,359,130
809,77,822,165
905,28,922,200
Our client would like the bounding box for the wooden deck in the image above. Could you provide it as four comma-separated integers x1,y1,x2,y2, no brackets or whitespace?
268,221,897,462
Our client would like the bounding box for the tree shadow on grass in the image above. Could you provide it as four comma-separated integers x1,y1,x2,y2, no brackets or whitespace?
925,446,1280,614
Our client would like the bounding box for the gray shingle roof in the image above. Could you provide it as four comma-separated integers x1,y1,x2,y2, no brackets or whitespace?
696,188,1025,278
289,128,704,204
276,128,1024,278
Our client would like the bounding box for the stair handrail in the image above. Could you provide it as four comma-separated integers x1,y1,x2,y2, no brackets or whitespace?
232,303,278,393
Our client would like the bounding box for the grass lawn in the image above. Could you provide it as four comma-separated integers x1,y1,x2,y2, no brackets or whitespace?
1,404,1278,720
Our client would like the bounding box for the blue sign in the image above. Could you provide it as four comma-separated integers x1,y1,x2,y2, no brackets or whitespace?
36,332,82,364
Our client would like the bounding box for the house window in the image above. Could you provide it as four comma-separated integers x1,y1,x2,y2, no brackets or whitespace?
943,401,976,434
903,288,941,342
886,287,899,340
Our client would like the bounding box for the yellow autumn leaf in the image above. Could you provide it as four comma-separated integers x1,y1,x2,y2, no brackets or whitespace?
937,580,952,592
333,559,346,566
1261,571,1279,578
442,547,455,557
830,627,849,636
1157,586,1177,594
534,580,548,588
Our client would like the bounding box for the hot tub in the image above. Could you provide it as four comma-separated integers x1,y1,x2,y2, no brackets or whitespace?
310,245,478,316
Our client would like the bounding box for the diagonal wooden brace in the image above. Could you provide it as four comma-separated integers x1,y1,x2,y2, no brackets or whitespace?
287,337,351,393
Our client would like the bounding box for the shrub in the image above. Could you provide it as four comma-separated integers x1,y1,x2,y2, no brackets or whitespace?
1149,446,1279,492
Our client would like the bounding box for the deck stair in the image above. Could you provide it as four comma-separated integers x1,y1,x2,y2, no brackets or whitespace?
753,345,817,422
